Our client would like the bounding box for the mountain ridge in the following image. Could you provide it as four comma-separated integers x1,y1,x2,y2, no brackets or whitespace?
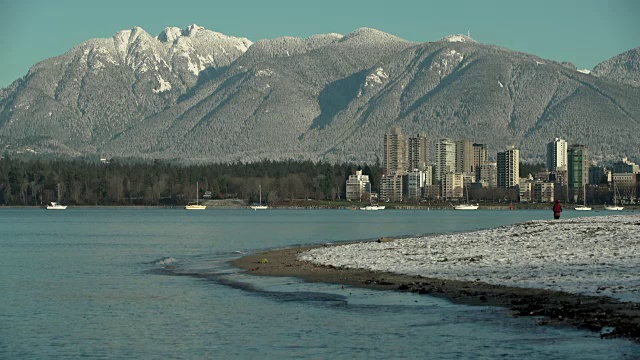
1,26,639,164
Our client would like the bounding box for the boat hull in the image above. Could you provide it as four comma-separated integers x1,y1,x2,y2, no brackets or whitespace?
46,202,67,210
454,204,479,210
359,205,385,210
604,206,624,211
185,205,207,210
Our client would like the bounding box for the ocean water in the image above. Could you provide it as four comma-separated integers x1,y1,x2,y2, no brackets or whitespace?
1,208,638,359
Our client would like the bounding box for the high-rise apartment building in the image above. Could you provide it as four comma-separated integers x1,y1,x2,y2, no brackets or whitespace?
567,144,589,196
406,169,426,200
472,143,488,175
408,133,428,171
546,138,568,172
455,139,474,174
497,146,520,189
383,127,407,176
435,138,456,182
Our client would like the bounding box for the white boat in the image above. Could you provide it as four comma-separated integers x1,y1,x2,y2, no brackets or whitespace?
604,205,624,211
46,184,67,210
454,203,479,210
574,184,591,211
604,181,624,211
574,205,592,211
46,201,67,210
185,182,206,210
250,185,268,210
454,187,479,210
359,205,385,211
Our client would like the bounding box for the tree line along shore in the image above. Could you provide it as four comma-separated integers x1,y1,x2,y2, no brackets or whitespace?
0,156,587,207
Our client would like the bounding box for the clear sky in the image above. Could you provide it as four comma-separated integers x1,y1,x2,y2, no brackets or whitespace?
1,0,638,88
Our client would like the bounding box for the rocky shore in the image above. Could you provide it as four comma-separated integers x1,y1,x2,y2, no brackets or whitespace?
232,215,640,342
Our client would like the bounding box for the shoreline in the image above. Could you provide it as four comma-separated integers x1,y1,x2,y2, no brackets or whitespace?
3,203,639,211
232,240,640,342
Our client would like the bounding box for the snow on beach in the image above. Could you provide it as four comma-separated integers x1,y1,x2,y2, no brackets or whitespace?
300,214,640,302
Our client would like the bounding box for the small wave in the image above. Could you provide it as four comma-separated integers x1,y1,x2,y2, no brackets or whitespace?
151,257,177,266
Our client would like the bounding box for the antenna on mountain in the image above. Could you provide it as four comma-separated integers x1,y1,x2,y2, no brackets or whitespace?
468,30,471,38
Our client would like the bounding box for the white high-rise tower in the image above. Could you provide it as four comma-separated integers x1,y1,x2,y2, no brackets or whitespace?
546,138,568,172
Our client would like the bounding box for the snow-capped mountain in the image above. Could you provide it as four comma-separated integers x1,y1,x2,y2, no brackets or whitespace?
1,26,639,163
0,24,251,153
592,47,640,87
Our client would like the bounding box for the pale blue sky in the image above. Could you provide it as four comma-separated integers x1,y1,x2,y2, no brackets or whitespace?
1,0,638,88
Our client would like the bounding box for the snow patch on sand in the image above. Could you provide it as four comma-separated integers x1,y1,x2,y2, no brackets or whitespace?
299,215,640,302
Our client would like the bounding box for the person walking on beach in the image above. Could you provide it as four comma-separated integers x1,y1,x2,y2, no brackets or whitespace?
552,199,562,219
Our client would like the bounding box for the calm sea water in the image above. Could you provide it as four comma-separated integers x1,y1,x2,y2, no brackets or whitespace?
1,208,638,359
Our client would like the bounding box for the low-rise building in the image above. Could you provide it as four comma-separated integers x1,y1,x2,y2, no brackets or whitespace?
345,170,371,201
532,182,555,203
423,184,440,200
612,173,637,202
612,157,639,174
589,165,607,185
441,172,464,200
379,174,403,202
519,179,532,202
476,162,497,188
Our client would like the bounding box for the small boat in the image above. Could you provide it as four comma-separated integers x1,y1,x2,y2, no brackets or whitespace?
604,181,624,211
604,204,624,211
250,185,268,210
454,203,479,210
46,184,67,210
574,184,591,211
574,205,592,211
359,205,385,211
46,201,67,210
454,187,479,210
185,182,206,210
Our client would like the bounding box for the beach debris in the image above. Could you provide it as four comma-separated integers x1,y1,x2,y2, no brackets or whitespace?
259,258,269,264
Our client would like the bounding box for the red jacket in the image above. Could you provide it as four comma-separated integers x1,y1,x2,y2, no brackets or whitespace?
553,202,562,213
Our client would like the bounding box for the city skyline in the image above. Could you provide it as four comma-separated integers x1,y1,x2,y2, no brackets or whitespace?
1,0,638,88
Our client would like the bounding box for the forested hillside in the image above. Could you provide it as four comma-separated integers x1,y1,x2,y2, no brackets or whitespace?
1,26,639,164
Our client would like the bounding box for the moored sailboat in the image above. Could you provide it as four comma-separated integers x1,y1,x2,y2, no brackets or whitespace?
574,184,591,211
604,181,624,211
185,182,206,210
250,185,268,210
46,183,67,210
454,187,479,210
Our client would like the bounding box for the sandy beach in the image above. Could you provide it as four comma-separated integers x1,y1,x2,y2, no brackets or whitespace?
232,214,640,342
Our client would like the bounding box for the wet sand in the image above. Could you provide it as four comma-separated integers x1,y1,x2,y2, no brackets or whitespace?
231,241,640,342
